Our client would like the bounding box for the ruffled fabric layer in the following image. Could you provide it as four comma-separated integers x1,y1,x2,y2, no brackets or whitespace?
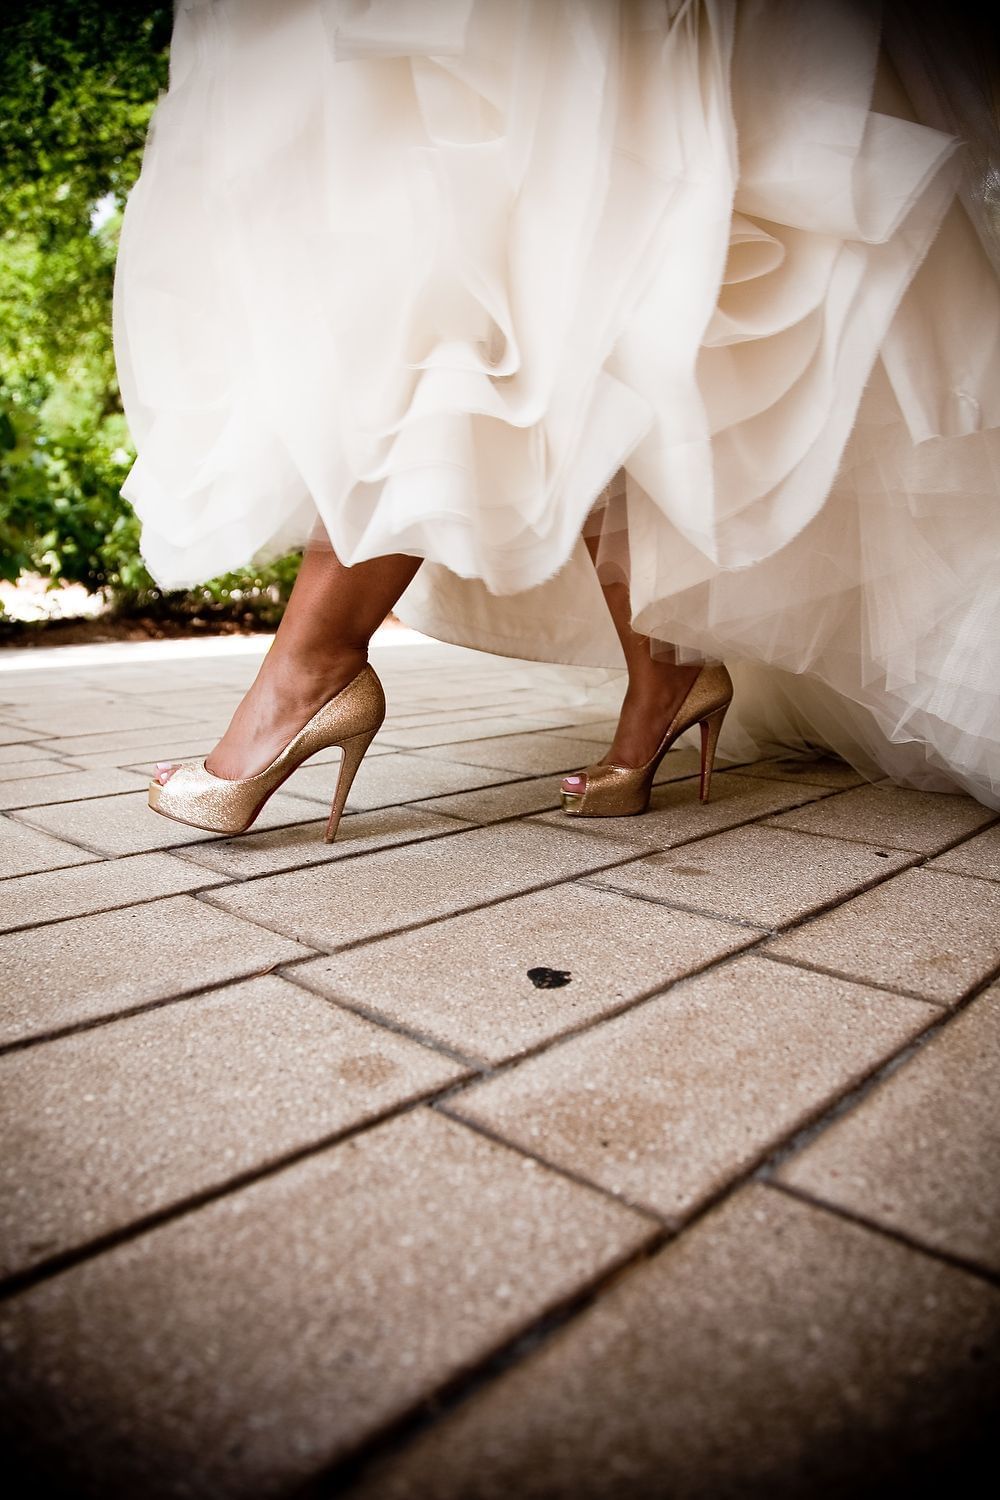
113,0,1000,806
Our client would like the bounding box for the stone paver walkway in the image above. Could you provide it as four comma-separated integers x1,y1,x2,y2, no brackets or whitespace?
1,631,998,1498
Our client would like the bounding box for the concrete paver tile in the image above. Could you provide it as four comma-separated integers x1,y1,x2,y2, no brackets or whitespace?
0,974,465,1278
413,733,627,776
0,724,46,747
279,737,398,763
0,1108,652,1497
380,697,541,728
737,755,868,789
0,744,63,766
768,784,995,854
63,741,224,772
0,852,229,933
447,954,930,1222
767,868,1000,1005
295,883,757,1064
378,715,568,748
11,788,329,855
584,825,913,928
779,982,1000,1274
649,748,709,784
346,1184,1000,1500
111,740,230,772
408,754,705,825
411,775,563,824
0,759,76,784
531,773,829,855
546,719,620,741
131,691,245,719
5,703,196,737
0,767,148,811
67,739,397,774
69,741,220,774
381,698,527,724
204,820,643,952
43,721,227,760
927,824,1000,883
174,806,470,879
0,894,311,1045
286,752,520,813
0,816,100,879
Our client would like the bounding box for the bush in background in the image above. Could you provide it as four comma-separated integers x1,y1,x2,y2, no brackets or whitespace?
0,0,301,627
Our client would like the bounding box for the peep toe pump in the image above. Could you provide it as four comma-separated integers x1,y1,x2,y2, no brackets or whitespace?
148,663,385,841
561,661,733,817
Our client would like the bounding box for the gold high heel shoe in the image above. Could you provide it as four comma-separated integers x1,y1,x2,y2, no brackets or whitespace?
148,663,385,841
560,662,733,817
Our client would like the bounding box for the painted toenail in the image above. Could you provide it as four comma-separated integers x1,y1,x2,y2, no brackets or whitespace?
563,775,583,786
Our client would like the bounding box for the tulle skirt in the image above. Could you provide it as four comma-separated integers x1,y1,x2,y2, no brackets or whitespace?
113,0,1000,807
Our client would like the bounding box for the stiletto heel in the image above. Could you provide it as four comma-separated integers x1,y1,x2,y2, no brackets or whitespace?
561,662,733,818
147,663,385,839
698,703,728,803
325,728,378,842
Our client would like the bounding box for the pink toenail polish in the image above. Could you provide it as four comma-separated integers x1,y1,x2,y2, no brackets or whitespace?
563,775,583,786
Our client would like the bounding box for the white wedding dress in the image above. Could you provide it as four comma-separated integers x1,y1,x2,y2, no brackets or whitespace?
113,0,1000,807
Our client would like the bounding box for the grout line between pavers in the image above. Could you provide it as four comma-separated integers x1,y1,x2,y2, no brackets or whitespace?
294,1004,991,1496
758,948,983,1008
0,815,487,931
193,786,959,1056
0,710,205,735
290,851,1000,1480
760,806,1000,858
193,837,764,960
764,1180,1000,1290
428,982,944,1244
571,845,931,936
288,1225,671,1500
6,763,996,1453
753,954,1000,1183
272,782,840,957
294,970,1000,1493
734,769,873,791
0,857,104,886
0,759,829,889
572,876,773,933
0,784,153,814
280,962,487,1071
0,870,237,938
0,953,329,1059
3,810,176,861
413,911,1000,1239
8,720,999,1478
433,1102,672,1225
9,786,986,1052
920,864,1000,888
170,809,483,874
280,915,762,1082
0,1086,476,1302
759,949,966,1008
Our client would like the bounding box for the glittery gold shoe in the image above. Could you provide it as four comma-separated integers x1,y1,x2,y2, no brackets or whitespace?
148,663,385,842
560,662,733,817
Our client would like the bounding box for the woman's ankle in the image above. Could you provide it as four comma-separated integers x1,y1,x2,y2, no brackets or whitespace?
264,641,368,700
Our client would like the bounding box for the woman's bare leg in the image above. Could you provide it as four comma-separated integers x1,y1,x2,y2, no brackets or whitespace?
155,537,421,784
560,534,701,793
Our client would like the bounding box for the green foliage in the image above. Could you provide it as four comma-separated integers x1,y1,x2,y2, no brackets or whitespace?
0,0,301,623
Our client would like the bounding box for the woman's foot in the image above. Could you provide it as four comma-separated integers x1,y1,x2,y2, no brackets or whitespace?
560,658,702,797
154,644,368,785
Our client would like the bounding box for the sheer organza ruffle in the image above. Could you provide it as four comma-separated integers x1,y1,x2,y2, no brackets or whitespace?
114,0,1000,806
